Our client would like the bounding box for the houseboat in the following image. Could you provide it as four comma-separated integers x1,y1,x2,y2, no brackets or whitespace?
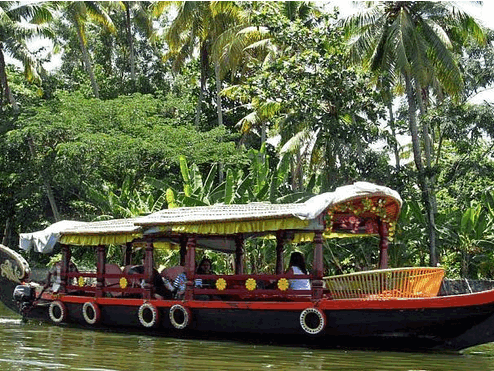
2,181,494,351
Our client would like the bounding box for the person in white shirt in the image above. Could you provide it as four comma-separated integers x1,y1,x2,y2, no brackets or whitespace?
287,252,311,290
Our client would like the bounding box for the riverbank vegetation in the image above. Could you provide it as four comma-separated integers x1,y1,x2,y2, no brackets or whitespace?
2,1,494,279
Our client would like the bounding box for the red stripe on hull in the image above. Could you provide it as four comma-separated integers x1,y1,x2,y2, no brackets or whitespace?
53,288,494,311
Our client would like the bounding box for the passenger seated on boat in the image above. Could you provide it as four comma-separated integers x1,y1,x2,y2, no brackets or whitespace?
161,266,187,298
127,265,172,299
195,257,215,288
173,272,187,298
161,265,185,283
194,257,216,301
287,252,311,290
45,261,79,293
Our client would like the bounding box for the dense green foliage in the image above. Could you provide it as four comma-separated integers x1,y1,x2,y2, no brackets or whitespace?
1,1,494,278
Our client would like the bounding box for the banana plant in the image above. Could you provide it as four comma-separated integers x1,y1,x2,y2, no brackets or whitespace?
162,144,316,208
441,191,494,278
86,173,167,218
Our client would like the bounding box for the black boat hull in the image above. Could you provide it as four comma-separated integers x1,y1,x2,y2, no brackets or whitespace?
2,243,494,351
5,295,492,351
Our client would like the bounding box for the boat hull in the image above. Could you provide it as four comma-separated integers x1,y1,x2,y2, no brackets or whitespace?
7,293,494,351
3,244,494,351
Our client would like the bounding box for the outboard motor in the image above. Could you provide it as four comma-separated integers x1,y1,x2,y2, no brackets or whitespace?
13,285,35,315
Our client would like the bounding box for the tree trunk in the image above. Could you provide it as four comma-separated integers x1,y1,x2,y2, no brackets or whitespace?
0,44,19,111
195,43,209,127
405,73,437,266
124,3,136,85
75,22,99,98
415,81,438,262
2,217,11,246
415,82,438,215
195,81,204,127
27,137,61,222
386,97,400,171
214,62,223,126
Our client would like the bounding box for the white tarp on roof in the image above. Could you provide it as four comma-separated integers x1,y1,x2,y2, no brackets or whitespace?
138,181,402,225
298,181,402,220
19,220,86,254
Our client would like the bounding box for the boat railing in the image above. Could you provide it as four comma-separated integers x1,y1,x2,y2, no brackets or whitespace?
191,274,313,300
63,271,149,297
58,271,314,300
324,267,445,300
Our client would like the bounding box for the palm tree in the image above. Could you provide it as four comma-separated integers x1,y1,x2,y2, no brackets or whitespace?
154,1,244,127
212,1,320,83
342,1,486,266
0,2,61,220
0,1,55,111
108,2,154,88
61,1,115,98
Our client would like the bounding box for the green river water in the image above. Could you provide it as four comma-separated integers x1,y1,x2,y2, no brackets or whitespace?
1,302,494,371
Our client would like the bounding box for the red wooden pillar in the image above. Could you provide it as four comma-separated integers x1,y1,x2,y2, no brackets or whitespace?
60,244,70,293
185,235,196,300
378,221,389,269
235,235,244,275
96,245,106,297
275,231,284,275
123,242,133,266
143,242,154,299
312,230,324,299
179,235,187,266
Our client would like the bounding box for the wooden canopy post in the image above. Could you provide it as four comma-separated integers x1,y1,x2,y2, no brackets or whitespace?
275,231,284,275
123,242,132,266
179,235,187,266
60,244,71,293
143,242,154,299
185,235,196,300
235,235,244,275
312,230,324,299
378,220,389,269
96,245,106,297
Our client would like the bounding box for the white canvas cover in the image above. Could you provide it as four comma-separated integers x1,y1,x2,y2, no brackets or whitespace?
19,220,86,254
298,181,402,220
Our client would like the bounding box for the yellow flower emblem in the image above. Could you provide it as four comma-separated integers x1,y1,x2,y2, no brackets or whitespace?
245,278,257,291
278,278,289,291
119,277,128,289
215,278,227,291
78,276,85,287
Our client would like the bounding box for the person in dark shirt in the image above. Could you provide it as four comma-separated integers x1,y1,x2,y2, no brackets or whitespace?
195,257,215,288
128,265,172,299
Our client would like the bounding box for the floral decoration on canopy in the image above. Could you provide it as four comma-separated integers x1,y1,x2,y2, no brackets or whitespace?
325,197,398,239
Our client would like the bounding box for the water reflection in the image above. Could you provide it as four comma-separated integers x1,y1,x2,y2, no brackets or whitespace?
2,303,494,370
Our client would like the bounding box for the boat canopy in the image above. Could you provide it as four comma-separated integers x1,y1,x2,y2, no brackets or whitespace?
19,182,401,254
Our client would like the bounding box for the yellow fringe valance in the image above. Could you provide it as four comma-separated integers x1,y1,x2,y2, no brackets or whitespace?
58,220,374,248
166,217,311,235
60,233,142,246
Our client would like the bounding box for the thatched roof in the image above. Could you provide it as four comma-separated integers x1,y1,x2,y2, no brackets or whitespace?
19,182,402,253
